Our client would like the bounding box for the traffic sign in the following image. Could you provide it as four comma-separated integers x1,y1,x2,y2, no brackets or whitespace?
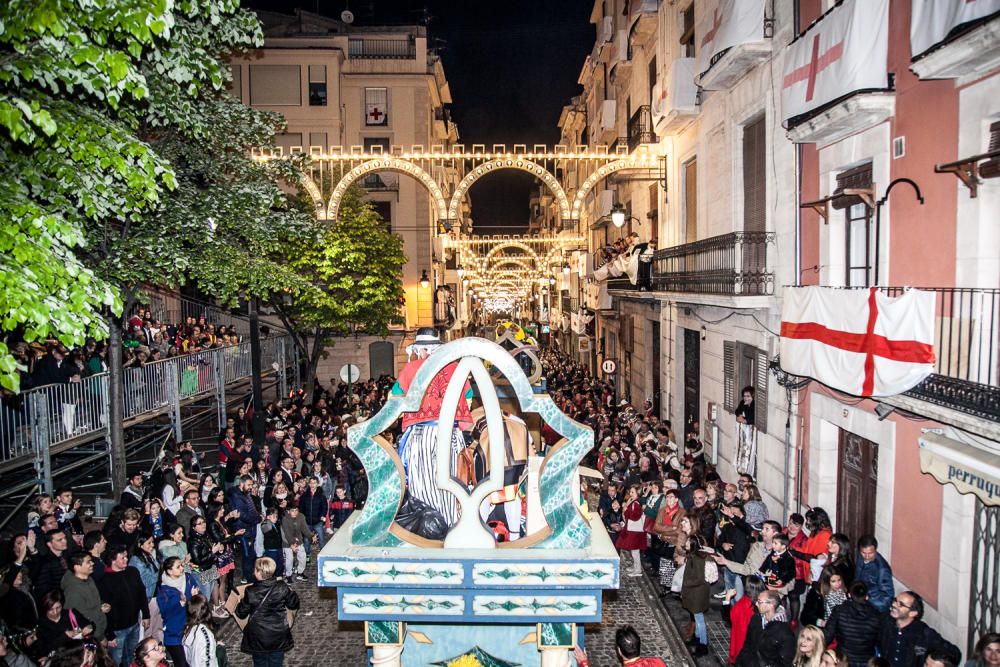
340,363,361,384
602,359,617,375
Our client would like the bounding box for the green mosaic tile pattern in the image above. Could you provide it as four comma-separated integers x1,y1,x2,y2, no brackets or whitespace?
346,595,463,613
347,337,593,549
365,621,401,645
538,623,574,647
476,566,607,582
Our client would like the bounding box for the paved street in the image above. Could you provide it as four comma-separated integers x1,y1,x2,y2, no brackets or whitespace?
215,553,696,667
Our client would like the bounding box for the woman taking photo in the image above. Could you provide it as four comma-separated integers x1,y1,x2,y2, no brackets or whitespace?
181,595,218,667
235,557,300,667
186,517,221,602
206,502,243,618
157,556,200,667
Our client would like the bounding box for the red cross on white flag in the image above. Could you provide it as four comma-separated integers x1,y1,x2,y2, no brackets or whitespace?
367,106,386,125
780,0,889,123
694,0,767,89
779,287,936,397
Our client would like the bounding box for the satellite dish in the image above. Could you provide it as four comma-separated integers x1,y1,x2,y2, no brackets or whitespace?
341,9,354,23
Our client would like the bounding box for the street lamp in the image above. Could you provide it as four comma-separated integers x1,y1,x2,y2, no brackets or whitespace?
462,277,470,287
610,202,627,228
420,270,430,289
562,263,571,275
456,266,465,278
549,277,556,285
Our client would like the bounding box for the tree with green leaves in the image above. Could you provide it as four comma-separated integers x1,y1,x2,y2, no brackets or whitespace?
271,188,407,403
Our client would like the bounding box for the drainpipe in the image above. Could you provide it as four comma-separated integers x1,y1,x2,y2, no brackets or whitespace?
783,387,792,519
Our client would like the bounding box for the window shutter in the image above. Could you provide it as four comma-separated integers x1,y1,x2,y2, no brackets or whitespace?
742,117,766,233
249,65,301,106
832,163,873,210
980,121,1000,179
755,348,769,435
723,340,736,412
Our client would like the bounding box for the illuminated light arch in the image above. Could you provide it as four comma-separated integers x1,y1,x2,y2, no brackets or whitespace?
484,241,540,265
570,158,640,220
448,159,571,221
489,258,537,273
328,158,448,222
299,174,326,219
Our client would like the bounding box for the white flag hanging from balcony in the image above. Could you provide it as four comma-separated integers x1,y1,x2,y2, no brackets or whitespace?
911,0,1000,60
695,0,767,84
779,287,936,397
780,0,889,123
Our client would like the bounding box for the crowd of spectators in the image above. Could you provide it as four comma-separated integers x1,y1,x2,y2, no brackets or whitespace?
9,311,245,393
539,348,989,667
0,374,393,667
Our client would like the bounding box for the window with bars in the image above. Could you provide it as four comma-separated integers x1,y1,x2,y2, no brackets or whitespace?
834,163,874,287
723,340,769,435
365,87,389,126
742,116,767,234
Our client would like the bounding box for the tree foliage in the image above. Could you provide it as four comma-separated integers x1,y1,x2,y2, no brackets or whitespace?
272,188,407,397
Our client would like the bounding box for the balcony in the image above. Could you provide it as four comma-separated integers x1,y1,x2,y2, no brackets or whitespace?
910,13,1000,82
652,58,699,135
884,287,1000,424
627,105,656,152
348,38,416,60
628,0,658,47
785,92,895,147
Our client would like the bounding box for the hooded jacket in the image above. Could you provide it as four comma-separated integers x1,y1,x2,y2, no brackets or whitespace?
235,578,300,654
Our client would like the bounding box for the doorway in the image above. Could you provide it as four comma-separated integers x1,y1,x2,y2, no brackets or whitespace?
369,341,396,379
837,429,879,540
683,328,700,436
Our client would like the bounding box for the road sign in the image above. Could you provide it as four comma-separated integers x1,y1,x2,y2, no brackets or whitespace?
602,359,617,375
340,363,361,384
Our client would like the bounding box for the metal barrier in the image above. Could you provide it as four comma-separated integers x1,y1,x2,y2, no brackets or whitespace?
0,335,295,477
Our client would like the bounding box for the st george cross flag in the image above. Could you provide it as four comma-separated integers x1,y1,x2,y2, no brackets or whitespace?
695,0,767,86
781,0,889,123
911,0,1000,60
779,287,936,397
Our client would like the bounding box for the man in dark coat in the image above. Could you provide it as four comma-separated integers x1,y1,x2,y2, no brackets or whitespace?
880,591,961,667
28,529,70,602
737,589,796,667
824,581,883,667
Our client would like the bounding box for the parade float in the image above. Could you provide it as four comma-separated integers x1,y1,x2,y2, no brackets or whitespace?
318,332,618,666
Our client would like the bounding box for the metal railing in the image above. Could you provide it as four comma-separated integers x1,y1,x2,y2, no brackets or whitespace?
129,287,251,334
643,231,775,295
348,38,416,60
1,335,293,469
627,105,656,152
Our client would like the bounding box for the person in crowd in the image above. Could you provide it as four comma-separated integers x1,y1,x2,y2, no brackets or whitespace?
133,637,169,667
186,517,221,602
759,533,797,593
129,534,162,641
730,577,768,665
328,487,354,533
297,477,328,553
29,529,71,602
174,490,204,537
737,588,796,667
181,595,218,667
157,524,189,565
879,591,961,667
105,508,142,551
615,484,647,578
205,503,242,617
822,648,849,667
817,569,848,628
823,581,883,667
716,501,752,605
967,633,1000,667
679,534,711,657
235,557,300,667
60,552,107,649
82,531,107,586
925,650,959,667
741,484,769,530
157,556,199,667
713,520,783,590
99,545,150,667
279,506,315,582
795,625,827,667
855,535,895,614
573,624,666,667
34,589,94,658
119,474,147,514
690,487,718,548
229,475,261,584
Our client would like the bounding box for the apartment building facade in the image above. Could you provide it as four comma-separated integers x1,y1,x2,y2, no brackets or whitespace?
229,10,462,378
569,0,1000,651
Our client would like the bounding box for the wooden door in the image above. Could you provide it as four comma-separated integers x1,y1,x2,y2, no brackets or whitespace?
683,328,700,434
837,429,878,540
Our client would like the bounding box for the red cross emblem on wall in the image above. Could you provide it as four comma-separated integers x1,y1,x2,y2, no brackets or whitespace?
368,107,384,122
701,8,722,48
782,33,844,102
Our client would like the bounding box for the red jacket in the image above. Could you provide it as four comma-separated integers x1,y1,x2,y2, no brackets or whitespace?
729,596,755,664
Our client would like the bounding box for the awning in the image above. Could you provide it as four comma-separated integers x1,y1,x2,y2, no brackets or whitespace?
919,432,1000,506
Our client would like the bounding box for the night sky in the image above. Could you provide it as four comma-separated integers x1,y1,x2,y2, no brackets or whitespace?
243,0,594,234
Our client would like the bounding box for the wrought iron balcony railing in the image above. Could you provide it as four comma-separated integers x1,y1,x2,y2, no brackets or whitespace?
627,105,656,152
650,231,775,295
348,38,416,60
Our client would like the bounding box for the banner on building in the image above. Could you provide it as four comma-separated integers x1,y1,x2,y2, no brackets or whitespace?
911,0,1000,60
920,432,1000,506
695,0,767,85
780,0,889,123
779,286,936,397
652,58,698,123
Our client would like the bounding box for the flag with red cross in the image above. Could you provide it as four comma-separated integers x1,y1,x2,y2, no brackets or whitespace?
911,0,1000,59
694,0,767,88
780,0,889,123
779,286,936,398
